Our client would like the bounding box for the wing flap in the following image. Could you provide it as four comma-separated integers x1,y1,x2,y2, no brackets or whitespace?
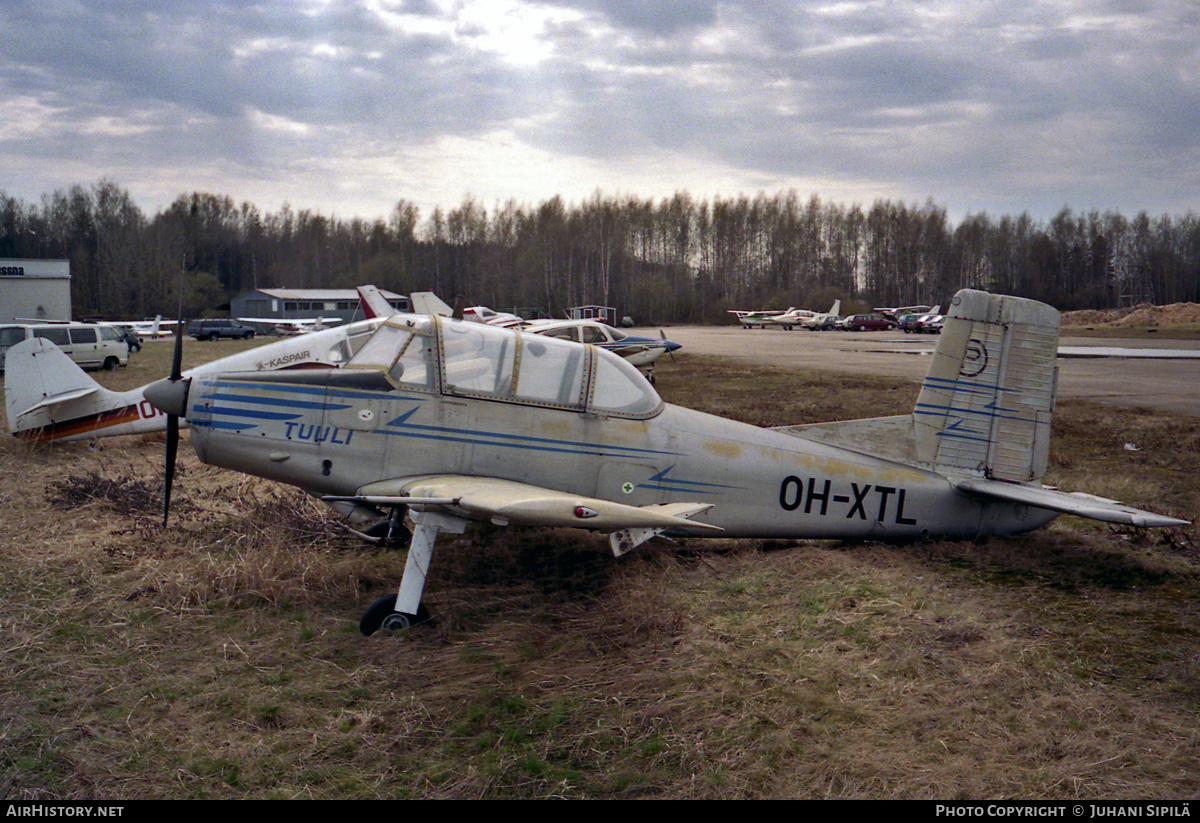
351,475,722,532
955,477,1189,528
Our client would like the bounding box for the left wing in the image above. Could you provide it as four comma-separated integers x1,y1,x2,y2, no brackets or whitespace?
331,474,721,532
324,474,721,556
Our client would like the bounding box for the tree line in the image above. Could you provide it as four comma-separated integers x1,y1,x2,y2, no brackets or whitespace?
2,180,1198,323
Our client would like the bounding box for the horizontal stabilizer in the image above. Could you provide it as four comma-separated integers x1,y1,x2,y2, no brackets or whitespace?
351,475,723,533
955,477,1189,528
774,415,917,465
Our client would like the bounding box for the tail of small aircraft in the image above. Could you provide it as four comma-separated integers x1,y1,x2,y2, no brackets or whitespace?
780,289,1184,527
913,289,1060,483
409,291,455,318
4,338,163,442
356,285,397,319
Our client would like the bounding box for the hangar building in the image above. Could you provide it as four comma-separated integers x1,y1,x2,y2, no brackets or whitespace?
0,258,71,324
230,288,409,324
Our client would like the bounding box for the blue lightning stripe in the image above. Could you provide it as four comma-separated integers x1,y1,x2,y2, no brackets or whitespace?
636,466,742,494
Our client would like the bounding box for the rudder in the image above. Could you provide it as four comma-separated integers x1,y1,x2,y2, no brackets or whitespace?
914,290,1060,482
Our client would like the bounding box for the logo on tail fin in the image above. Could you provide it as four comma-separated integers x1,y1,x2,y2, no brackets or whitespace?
961,339,988,376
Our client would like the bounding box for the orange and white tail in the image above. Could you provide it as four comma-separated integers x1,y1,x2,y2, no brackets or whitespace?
4,338,167,442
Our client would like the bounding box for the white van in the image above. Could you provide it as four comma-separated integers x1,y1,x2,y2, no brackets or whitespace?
0,322,130,373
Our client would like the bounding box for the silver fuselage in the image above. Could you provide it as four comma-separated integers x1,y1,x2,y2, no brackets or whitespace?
187,369,1056,540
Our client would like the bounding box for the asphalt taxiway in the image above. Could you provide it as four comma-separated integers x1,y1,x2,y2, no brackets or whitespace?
653,326,1200,417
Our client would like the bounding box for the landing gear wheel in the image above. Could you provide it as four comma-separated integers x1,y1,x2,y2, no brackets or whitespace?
359,595,430,636
365,517,410,547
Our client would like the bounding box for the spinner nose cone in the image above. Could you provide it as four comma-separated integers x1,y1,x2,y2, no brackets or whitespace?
144,376,191,418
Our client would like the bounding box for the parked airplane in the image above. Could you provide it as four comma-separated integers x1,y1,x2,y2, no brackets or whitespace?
408,291,522,326
5,288,394,443
729,309,786,329
734,300,843,331
875,305,935,319
126,317,178,340
238,316,345,336
139,289,1187,635
762,299,845,331
795,300,841,330
358,285,398,319
523,318,682,383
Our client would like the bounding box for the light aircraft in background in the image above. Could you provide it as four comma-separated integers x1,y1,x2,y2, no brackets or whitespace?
358,284,398,319
761,299,843,331
729,309,787,329
408,292,522,326
731,300,843,331
523,318,682,383
795,300,841,330
237,316,345,336
126,317,178,340
137,289,1187,635
875,304,935,319
5,287,391,443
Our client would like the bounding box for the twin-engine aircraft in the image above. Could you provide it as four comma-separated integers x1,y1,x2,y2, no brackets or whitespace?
139,289,1187,635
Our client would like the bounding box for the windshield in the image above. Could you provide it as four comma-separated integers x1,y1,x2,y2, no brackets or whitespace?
346,315,661,418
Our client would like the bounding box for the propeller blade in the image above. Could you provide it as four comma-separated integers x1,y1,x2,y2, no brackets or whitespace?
162,311,185,525
163,413,178,526
660,329,677,361
170,318,183,380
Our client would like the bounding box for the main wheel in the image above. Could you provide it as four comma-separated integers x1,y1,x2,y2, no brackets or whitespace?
359,595,430,636
364,515,410,547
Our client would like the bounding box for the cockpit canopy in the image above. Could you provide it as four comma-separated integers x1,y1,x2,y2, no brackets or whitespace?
345,315,663,419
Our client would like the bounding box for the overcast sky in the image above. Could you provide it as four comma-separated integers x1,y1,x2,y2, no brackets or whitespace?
1,0,1197,224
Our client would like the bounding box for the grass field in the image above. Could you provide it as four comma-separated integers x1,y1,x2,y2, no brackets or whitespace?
1,338,1198,799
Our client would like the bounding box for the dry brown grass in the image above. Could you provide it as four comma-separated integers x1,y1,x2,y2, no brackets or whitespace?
1,349,1198,799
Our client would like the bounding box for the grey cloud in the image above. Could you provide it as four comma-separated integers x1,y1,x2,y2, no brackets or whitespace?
0,0,1195,220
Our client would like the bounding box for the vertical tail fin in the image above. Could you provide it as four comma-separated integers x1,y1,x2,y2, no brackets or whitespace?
914,290,1060,482
5,337,159,442
409,291,455,318
356,285,397,319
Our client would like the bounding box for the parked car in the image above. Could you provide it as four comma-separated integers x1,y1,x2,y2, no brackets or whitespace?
188,319,257,341
112,324,143,352
920,314,945,334
0,321,130,372
841,314,896,331
896,313,924,333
